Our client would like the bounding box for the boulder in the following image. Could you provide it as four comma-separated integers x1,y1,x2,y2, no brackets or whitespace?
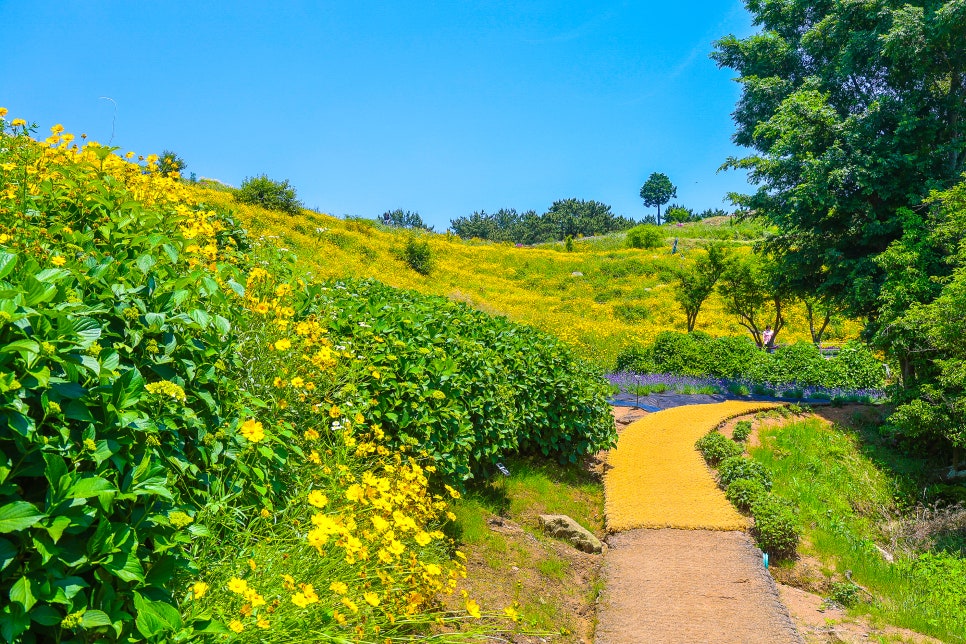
537,514,602,554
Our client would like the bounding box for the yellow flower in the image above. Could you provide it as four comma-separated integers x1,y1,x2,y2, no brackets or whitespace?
11,118,26,127
51,256,66,267
0,107,7,118
247,558,257,571
329,405,341,419
51,123,64,134
290,376,304,388
239,418,265,442
345,484,364,502
304,428,320,441
229,620,244,633
446,511,457,522
308,450,321,464
273,338,292,351
414,531,432,546
341,597,359,613
260,508,271,519
504,605,519,622
329,581,348,595
363,592,380,607
227,578,249,594
191,581,208,599
256,617,270,629
307,490,328,508
466,599,482,619
282,574,296,590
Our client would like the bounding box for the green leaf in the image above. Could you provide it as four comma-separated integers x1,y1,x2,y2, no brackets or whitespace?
29,604,62,627
10,576,37,612
64,400,95,423
44,516,72,544
1,339,40,355
1,603,29,643
104,551,145,583
0,251,18,280
43,453,68,491
134,593,182,638
80,609,112,628
65,476,115,499
0,537,16,571
113,368,144,409
0,502,45,533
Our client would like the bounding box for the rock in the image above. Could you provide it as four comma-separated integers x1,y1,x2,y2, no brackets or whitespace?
571,271,583,277
538,514,602,554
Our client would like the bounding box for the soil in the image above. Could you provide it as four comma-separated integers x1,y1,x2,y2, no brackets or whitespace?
596,529,802,644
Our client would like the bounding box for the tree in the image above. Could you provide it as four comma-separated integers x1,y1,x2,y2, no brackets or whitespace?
717,252,786,348
674,243,731,332
235,174,303,215
382,209,434,232
712,1,966,319
158,150,186,178
639,173,677,225
664,203,696,224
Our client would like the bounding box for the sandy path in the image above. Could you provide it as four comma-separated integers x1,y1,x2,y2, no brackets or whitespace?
597,403,803,644
596,529,803,644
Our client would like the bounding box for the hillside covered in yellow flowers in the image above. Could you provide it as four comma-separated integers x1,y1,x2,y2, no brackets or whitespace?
187,182,860,366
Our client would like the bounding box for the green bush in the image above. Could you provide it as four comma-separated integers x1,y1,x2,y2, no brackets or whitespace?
403,236,434,274
696,432,743,465
718,456,772,490
725,477,766,511
750,493,800,557
749,341,827,387
732,420,752,442
614,345,654,373
310,279,617,481
826,341,884,389
705,335,762,379
651,331,713,376
625,225,664,249
235,174,303,214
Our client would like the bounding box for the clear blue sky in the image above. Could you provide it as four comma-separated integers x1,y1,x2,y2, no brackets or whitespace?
3,1,756,229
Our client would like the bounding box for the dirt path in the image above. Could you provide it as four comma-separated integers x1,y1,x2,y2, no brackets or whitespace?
597,403,804,644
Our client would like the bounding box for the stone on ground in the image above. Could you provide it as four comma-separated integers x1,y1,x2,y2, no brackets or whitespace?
538,514,603,554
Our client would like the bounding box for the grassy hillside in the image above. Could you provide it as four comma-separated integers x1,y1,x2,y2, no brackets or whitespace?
188,183,861,366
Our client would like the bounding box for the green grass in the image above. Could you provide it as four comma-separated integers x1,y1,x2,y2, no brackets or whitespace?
752,418,966,642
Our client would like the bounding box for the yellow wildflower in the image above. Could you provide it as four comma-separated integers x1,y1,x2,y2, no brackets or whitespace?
229,620,244,633
341,597,359,613
307,490,328,508
256,617,270,629
466,599,482,619
329,581,348,594
329,405,342,418
304,428,320,441
227,578,249,594
239,418,265,442
363,592,380,607
191,581,208,599
273,338,292,351
414,531,432,546
51,256,66,267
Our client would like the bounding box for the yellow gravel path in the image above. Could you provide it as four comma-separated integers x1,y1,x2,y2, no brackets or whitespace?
605,401,782,532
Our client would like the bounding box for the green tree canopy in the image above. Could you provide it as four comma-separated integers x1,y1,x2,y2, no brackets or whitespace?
639,172,677,224
713,0,966,317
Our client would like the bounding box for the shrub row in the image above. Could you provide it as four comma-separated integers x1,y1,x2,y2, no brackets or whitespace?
696,429,800,558
304,278,618,482
616,331,884,390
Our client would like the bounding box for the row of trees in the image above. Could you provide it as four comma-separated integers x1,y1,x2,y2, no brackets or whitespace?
713,0,966,453
449,199,637,244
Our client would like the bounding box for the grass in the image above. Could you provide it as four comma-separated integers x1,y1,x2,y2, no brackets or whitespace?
449,455,605,642
188,182,863,367
752,417,966,642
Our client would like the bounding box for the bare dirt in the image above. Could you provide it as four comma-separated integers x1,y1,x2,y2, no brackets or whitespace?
596,528,803,644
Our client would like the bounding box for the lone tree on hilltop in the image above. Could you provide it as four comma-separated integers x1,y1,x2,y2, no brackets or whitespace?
640,172,677,225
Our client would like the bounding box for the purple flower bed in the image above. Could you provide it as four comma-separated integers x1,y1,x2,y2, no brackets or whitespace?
606,371,886,402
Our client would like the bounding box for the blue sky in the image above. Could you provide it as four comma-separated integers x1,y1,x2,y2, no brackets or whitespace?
3,1,756,229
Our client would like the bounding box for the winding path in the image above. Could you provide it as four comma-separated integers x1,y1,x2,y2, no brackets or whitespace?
596,402,804,644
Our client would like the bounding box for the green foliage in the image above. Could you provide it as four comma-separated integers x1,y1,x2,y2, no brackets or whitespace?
725,477,765,512
616,332,883,390
674,243,730,331
449,200,636,244
718,456,772,491
308,279,617,482
828,581,862,608
402,236,434,274
696,432,743,466
235,174,302,215
382,208,434,231
663,204,696,224
158,150,186,178
732,420,752,442
625,224,664,249
0,138,282,640
750,493,800,558
564,235,574,252
639,172,677,224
